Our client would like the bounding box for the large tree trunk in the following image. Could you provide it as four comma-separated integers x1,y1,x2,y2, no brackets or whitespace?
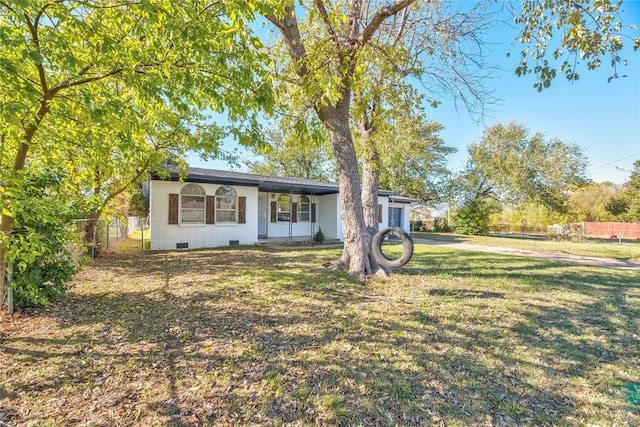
80,212,102,257
317,101,384,277
359,122,381,236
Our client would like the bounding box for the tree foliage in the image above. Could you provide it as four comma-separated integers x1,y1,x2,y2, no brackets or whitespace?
514,0,640,90
454,198,499,235
606,160,640,221
0,0,274,308
245,117,335,181
376,113,455,204
567,181,620,222
465,122,589,212
491,202,568,231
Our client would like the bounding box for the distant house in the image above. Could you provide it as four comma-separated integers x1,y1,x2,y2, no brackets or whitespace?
149,166,415,250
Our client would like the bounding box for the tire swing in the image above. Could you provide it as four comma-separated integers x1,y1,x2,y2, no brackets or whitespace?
372,227,414,269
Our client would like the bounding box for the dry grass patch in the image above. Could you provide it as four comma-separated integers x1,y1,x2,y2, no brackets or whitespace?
1,242,638,426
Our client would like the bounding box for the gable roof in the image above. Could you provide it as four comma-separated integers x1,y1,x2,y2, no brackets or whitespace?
152,165,416,202
154,166,339,195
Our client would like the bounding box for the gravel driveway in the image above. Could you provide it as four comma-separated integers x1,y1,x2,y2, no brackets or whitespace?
414,238,640,270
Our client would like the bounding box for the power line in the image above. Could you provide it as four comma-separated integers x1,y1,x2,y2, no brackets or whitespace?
590,152,640,171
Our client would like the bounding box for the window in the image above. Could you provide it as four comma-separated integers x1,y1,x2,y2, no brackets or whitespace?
297,195,310,222
180,184,205,224
277,194,291,222
215,185,237,222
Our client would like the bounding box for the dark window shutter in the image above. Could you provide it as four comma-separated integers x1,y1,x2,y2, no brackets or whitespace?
270,201,277,223
206,196,215,224
169,194,179,224
238,196,246,224
378,204,383,224
311,203,317,223
291,202,298,223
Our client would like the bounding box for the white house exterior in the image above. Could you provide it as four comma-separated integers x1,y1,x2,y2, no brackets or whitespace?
149,167,415,251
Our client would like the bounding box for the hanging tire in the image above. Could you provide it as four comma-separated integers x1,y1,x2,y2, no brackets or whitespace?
372,227,414,269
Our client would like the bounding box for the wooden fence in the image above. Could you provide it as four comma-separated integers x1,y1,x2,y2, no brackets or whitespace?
582,222,640,240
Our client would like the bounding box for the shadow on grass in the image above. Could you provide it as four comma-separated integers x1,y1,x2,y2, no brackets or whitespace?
2,244,638,425
411,232,470,243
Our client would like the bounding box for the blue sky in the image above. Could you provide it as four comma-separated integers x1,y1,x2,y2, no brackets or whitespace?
189,1,640,185
429,1,640,184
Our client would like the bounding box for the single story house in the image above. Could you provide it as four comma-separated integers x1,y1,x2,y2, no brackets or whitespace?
149,166,416,250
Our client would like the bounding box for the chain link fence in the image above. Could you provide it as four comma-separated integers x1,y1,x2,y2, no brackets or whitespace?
76,218,128,258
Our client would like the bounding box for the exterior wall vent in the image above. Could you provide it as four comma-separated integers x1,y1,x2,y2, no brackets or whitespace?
176,242,189,249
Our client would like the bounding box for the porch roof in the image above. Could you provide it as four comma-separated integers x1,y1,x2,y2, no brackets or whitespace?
389,195,419,204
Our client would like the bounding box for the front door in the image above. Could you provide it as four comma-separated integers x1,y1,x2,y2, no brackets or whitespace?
389,207,402,228
258,194,268,237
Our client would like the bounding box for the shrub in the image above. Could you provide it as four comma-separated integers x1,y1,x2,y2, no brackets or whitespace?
433,217,452,233
454,199,498,235
314,227,325,244
2,170,83,308
410,220,429,232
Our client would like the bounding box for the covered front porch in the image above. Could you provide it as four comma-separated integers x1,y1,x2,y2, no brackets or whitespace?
256,191,341,242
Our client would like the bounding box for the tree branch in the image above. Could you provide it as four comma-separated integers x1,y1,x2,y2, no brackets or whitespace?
49,66,124,97
360,0,417,46
314,0,342,57
392,6,410,46
348,0,362,41
266,6,309,78
0,1,16,14
23,10,48,94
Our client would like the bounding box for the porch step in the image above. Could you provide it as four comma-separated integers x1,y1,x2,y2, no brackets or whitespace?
257,237,342,246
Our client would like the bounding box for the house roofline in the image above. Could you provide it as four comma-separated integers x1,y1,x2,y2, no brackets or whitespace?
151,166,340,195
150,166,415,201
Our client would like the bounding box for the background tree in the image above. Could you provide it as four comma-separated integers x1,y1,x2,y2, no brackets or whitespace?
466,122,589,212
128,185,150,219
567,181,620,222
245,117,335,181
453,198,500,235
451,121,589,234
376,113,455,205
490,202,568,233
622,160,640,221
606,160,640,221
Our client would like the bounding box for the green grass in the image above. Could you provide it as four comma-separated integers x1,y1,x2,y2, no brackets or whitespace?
414,232,640,262
1,242,638,426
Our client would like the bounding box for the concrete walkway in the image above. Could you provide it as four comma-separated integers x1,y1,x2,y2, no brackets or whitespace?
414,238,640,270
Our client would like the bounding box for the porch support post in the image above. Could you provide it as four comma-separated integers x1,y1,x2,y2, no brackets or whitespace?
289,188,293,241
311,191,315,237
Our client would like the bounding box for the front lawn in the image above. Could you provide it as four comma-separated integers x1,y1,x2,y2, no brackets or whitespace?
1,243,638,425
